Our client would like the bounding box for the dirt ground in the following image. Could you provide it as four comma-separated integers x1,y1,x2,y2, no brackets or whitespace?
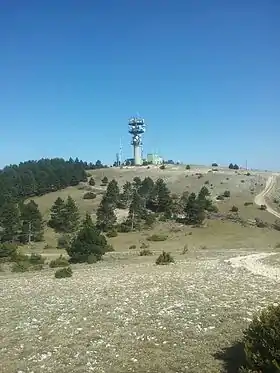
1,165,280,372
1,248,280,373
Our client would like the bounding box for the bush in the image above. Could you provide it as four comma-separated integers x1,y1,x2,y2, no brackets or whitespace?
156,251,174,265
159,164,166,170
240,303,280,372
244,202,253,206
55,267,73,279
204,180,209,185
274,242,280,249
259,204,267,211
116,222,131,233
185,165,191,170
273,220,280,231
83,192,97,200
101,176,108,186
57,234,71,249
49,255,69,268
87,254,97,264
29,253,45,265
140,242,149,249
12,261,30,272
231,205,239,213
106,230,118,238
223,190,231,198
147,234,168,242
89,177,95,186
0,243,17,262
129,244,137,250
216,195,225,200
255,218,267,228
139,249,153,256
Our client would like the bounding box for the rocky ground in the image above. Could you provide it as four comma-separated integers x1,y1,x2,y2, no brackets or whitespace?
1,249,280,373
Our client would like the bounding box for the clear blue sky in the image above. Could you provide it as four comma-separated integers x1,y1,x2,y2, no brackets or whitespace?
0,0,279,169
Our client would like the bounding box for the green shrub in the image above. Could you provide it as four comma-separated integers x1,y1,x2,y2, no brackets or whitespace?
156,251,174,265
106,230,118,238
116,223,131,233
57,234,71,249
129,244,137,250
139,249,153,256
55,267,73,279
101,176,108,186
223,190,231,198
12,261,30,273
259,204,267,211
274,242,280,249
216,195,225,200
244,202,253,206
241,179,245,183
255,218,267,228
49,255,69,268
89,177,95,186
147,234,168,242
204,180,210,185
87,254,97,264
29,253,45,265
231,205,239,213
0,243,17,262
159,164,166,170
185,165,191,170
83,192,97,200
140,242,149,249
240,303,280,372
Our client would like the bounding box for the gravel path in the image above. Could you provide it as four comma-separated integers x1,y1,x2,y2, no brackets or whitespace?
254,175,280,218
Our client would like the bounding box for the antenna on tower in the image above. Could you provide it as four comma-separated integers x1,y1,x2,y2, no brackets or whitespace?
128,115,146,166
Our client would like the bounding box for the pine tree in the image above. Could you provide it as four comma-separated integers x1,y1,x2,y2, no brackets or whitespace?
67,213,108,262
0,202,21,242
139,177,154,200
20,200,44,243
105,179,120,207
101,176,108,186
96,196,117,231
133,177,142,191
155,178,173,216
127,191,145,230
118,181,133,208
184,193,205,225
89,177,95,186
48,197,65,232
63,196,80,233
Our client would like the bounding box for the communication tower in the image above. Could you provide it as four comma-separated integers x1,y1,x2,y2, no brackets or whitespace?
128,116,146,165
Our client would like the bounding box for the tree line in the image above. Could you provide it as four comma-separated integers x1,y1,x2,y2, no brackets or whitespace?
95,176,218,232
0,157,106,243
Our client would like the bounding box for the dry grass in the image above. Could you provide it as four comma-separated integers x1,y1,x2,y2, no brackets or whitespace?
1,249,280,373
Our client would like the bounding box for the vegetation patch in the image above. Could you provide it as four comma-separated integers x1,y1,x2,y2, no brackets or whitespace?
147,234,168,242
239,303,280,372
83,192,97,200
54,267,73,279
156,251,174,265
